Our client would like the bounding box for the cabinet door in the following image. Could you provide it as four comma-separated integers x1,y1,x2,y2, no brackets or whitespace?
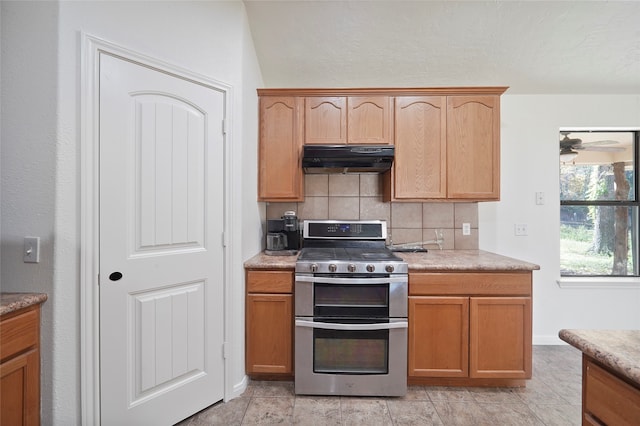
0,349,40,426
258,97,304,201
347,96,392,145
584,357,640,425
246,294,293,375
408,296,469,377
469,297,531,379
446,96,500,200
393,96,446,199
305,97,347,144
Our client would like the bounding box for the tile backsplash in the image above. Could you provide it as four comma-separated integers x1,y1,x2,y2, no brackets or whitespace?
265,174,479,250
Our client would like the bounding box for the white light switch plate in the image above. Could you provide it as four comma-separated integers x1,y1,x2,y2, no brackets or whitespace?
24,236,40,263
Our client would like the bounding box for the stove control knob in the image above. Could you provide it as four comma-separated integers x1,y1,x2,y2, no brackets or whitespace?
328,264,337,273
385,264,395,273
310,263,318,273
348,264,357,273
366,264,375,272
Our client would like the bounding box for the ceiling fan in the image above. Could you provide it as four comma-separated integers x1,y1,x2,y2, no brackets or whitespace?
559,132,624,163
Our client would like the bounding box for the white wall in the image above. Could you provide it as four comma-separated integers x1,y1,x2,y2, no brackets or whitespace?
480,94,640,344
1,1,262,423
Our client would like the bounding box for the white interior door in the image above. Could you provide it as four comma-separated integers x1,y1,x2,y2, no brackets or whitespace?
99,52,225,425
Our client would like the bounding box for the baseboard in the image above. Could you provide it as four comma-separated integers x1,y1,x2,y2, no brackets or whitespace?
227,374,249,401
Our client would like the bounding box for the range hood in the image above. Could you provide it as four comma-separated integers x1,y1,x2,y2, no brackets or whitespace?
302,145,394,174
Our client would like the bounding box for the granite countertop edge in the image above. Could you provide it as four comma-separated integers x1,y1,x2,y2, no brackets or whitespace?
244,249,540,271
1,292,48,316
559,329,640,387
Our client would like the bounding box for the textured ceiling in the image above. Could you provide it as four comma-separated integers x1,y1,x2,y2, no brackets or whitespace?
244,1,640,94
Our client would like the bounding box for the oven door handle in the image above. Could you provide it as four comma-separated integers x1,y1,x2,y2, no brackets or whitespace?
295,319,408,331
295,275,407,285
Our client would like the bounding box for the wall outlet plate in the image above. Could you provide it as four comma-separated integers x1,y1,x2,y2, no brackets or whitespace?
462,223,471,236
514,224,528,236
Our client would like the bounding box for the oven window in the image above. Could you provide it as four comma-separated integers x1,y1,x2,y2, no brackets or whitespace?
314,283,389,317
313,328,389,374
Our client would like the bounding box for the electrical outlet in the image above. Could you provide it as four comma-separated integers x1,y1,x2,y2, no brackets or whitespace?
24,236,40,263
462,223,471,236
535,192,545,205
514,224,528,236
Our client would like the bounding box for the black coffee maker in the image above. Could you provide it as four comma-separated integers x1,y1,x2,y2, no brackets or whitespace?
265,211,300,255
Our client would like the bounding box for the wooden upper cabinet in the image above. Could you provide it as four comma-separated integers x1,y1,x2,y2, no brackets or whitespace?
392,96,447,199
446,95,500,200
258,96,304,201
304,96,392,145
347,96,393,144
305,97,347,144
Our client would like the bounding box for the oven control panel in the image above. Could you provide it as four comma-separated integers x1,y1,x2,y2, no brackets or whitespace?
304,220,387,240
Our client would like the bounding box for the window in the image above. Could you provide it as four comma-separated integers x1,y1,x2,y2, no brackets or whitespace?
560,130,639,277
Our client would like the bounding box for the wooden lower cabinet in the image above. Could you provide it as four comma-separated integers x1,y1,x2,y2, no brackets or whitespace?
0,304,42,426
245,270,294,376
408,296,469,377
408,272,532,386
583,356,640,425
470,296,531,379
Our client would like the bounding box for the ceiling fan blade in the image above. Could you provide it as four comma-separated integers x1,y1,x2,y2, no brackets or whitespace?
581,146,626,152
580,139,619,146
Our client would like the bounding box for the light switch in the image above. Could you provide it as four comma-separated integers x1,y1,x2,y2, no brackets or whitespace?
535,192,545,205
24,236,40,263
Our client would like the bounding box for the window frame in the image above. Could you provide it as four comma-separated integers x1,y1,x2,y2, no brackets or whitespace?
559,128,640,279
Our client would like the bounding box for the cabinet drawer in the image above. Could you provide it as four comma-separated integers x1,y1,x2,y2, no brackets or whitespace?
410,272,531,296
0,307,39,362
247,270,293,293
584,358,640,425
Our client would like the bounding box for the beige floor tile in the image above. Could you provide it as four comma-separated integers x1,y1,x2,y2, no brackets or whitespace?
242,397,294,425
481,403,545,426
339,398,393,425
469,387,523,404
292,396,341,425
425,386,474,403
251,380,295,398
528,403,582,426
398,385,429,401
386,399,443,425
432,400,494,426
180,346,585,426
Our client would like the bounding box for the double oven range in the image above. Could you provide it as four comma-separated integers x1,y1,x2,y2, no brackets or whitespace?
294,220,408,396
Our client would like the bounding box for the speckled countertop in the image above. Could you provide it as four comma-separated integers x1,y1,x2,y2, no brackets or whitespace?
1,292,48,316
559,329,640,388
244,249,539,271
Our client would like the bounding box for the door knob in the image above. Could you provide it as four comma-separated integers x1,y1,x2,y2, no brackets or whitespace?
109,272,123,281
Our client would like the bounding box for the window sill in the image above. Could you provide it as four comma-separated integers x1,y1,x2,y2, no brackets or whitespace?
557,277,640,289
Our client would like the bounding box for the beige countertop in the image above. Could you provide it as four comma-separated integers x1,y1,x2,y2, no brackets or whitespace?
1,292,48,316
244,249,539,271
559,329,640,388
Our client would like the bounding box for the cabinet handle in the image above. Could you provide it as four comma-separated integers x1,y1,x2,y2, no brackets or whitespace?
109,272,123,281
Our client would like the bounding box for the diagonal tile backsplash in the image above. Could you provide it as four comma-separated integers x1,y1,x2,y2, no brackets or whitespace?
265,174,479,250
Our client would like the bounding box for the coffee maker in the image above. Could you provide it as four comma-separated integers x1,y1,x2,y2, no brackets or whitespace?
265,211,300,255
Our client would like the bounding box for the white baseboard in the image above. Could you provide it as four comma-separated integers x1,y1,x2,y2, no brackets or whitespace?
227,375,249,402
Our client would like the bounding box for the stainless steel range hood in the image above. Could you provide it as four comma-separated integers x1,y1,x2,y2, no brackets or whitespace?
302,145,394,174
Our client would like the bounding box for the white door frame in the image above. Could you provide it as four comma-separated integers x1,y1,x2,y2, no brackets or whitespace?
80,33,234,425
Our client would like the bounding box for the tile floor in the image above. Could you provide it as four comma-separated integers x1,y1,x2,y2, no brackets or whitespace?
178,345,582,425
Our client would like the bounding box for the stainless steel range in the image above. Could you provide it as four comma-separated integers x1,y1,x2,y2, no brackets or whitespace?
294,220,408,397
